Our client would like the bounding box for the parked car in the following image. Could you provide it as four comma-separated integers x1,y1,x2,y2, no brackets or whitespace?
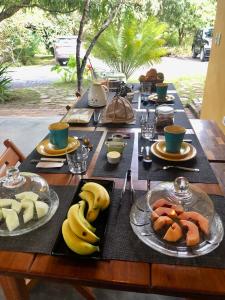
192,27,213,61
54,36,85,66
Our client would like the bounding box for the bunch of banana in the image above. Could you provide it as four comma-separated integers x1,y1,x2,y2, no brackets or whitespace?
62,201,99,255
81,182,110,209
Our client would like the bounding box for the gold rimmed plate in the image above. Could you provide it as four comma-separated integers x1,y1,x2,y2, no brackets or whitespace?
151,142,197,161
36,136,80,156
156,141,191,159
148,94,175,102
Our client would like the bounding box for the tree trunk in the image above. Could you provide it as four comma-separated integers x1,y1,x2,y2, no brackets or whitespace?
0,0,31,23
76,0,125,92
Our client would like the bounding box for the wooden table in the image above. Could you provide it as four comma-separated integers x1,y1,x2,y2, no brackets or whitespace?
1,121,225,299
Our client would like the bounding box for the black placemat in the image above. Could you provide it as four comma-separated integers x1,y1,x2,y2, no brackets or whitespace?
19,131,103,174
92,132,134,178
140,92,184,110
138,134,218,183
103,190,225,269
0,185,76,254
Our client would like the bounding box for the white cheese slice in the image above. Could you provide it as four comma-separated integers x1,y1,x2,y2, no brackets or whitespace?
5,210,19,231
11,200,22,214
15,191,39,202
0,199,13,207
35,201,49,219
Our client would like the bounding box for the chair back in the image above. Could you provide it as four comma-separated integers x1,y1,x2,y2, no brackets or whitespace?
0,139,25,177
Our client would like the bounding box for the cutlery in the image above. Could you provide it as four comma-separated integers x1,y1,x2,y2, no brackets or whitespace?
31,158,66,163
143,146,152,163
93,109,100,125
138,146,144,160
152,139,192,143
118,169,129,210
118,169,135,210
163,165,200,172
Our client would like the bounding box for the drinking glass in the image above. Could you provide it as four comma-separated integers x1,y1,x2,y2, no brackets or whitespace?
141,115,155,140
66,145,89,174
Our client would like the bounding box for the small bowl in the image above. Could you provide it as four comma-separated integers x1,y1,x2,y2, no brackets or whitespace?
107,151,121,164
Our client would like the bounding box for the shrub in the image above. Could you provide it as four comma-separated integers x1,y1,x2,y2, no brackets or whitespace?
0,65,12,103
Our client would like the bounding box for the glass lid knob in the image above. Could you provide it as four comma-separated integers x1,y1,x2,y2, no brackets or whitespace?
172,177,193,205
2,166,26,189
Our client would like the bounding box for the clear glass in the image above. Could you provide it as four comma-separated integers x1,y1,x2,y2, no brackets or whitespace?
155,104,174,131
0,170,59,236
130,177,224,257
66,145,89,174
140,114,155,140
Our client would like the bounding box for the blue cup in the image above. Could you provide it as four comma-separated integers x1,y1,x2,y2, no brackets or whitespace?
156,83,168,101
48,122,69,149
164,125,186,153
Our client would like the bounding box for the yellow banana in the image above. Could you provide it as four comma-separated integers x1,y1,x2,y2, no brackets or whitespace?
86,207,100,223
99,187,110,210
79,190,100,222
67,204,99,244
62,219,99,255
79,190,94,210
81,182,110,209
78,200,96,232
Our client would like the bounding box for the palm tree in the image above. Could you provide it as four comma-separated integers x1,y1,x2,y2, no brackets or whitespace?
91,14,167,79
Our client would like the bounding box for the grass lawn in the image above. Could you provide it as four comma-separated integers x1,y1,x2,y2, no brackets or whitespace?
173,74,205,106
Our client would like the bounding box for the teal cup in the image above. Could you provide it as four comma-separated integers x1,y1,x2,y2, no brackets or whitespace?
48,122,69,149
156,83,168,101
164,125,186,153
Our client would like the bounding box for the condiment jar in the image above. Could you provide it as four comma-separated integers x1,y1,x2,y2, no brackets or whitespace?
155,104,174,131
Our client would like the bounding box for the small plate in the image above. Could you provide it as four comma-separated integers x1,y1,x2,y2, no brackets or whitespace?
36,136,80,157
51,179,114,260
148,94,175,102
156,141,191,159
151,142,197,161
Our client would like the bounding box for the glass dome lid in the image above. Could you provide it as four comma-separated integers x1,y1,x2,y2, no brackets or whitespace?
0,167,59,236
130,177,223,257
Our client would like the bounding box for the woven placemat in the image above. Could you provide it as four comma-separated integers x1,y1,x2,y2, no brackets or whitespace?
140,92,184,110
0,185,76,254
138,134,218,183
19,131,103,174
103,190,225,269
92,132,134,178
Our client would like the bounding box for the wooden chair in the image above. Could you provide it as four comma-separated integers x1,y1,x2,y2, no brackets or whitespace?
0,139,95,300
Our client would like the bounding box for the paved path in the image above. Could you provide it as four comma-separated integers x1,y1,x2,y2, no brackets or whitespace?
9,57,208,88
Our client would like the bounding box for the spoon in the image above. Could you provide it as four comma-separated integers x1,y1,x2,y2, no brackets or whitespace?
143,146,152,163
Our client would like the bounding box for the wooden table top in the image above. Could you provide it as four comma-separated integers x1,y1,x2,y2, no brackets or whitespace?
1,116,225,298
191,119,225,162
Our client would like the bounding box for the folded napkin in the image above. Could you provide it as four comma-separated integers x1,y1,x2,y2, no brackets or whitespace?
67,114,90,123
36,162,64,168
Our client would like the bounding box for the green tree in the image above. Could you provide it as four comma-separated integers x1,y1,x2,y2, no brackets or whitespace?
0,0,125,91
157,0,216,45
90,14,166,79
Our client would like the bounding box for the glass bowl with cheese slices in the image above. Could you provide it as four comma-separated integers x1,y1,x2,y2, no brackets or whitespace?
0,167,59,236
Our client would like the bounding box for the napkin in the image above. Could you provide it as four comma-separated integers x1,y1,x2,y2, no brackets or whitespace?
36,162,64,168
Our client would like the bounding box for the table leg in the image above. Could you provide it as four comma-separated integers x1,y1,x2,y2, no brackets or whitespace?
0,276,29,300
